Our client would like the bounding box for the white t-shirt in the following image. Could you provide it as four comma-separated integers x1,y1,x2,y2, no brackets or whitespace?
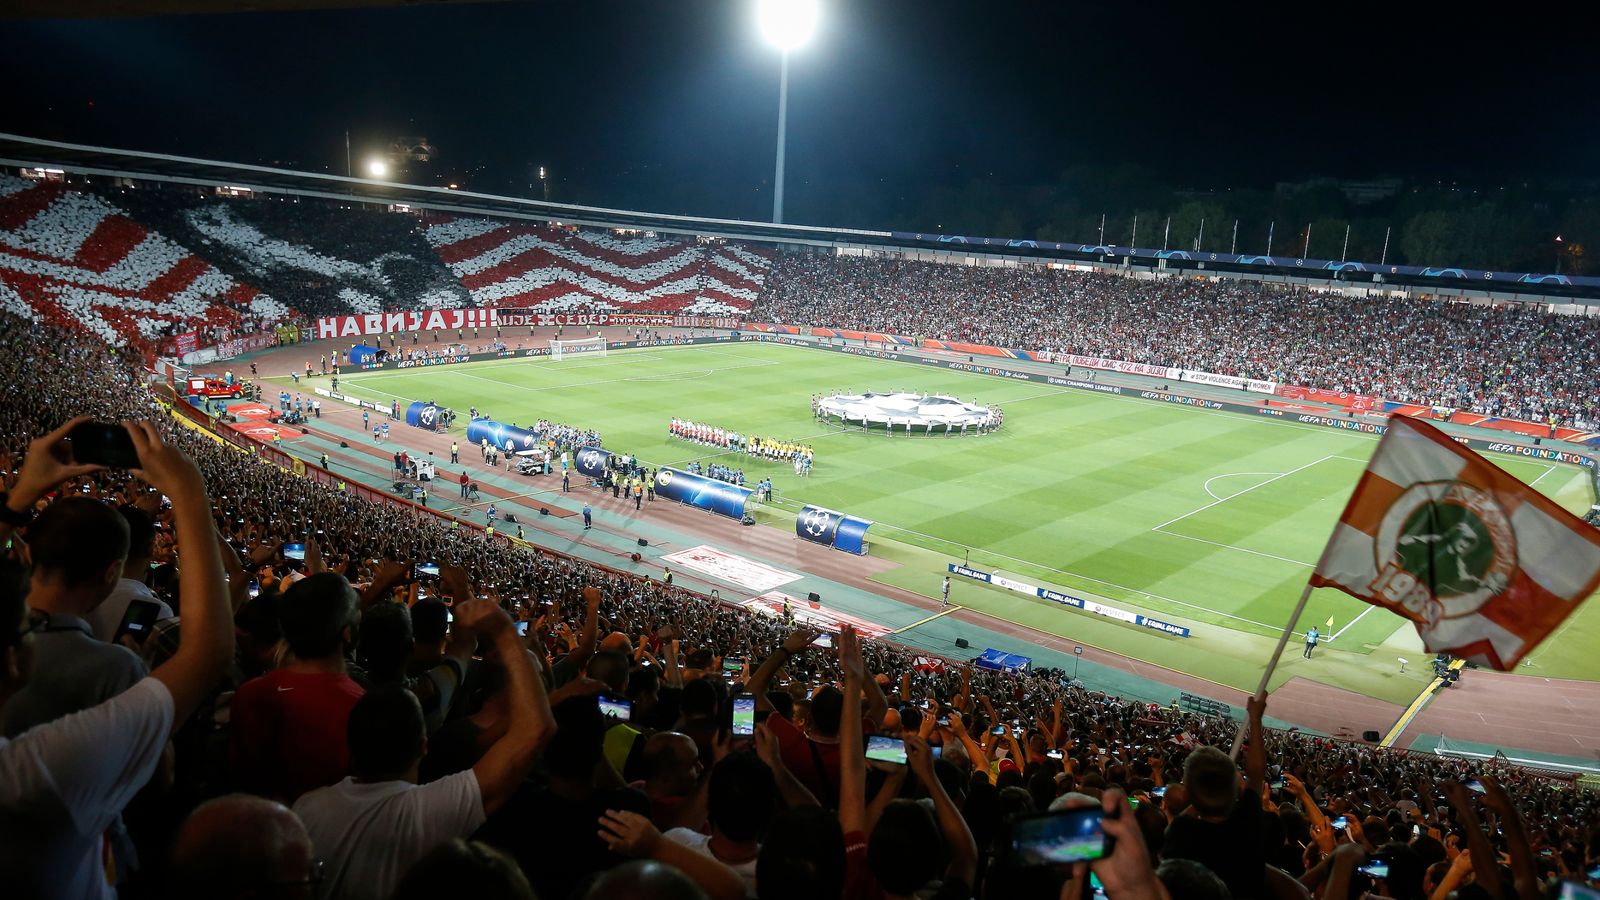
664,828,759,898
0,677,174,900
85,578,175,643
293,770,486,900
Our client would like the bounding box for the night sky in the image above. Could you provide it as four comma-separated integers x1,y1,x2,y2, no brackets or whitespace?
2,1,1596,225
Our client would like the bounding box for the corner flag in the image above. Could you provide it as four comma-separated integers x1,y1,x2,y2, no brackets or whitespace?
1309,416,1600,670
1324,615,1334,631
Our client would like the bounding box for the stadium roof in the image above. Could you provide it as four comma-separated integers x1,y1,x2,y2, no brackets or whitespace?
1,131,1595,302
2,0,517,19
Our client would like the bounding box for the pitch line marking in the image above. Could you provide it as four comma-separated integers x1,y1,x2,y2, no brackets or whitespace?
1202,471,1282,501
891,606,962,634
1329,605,1376,641
1151,529,1315,568
1151,454,1340,532
1528,464,1557,487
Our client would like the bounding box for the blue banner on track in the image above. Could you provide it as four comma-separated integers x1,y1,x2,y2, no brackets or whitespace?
654,467,752,520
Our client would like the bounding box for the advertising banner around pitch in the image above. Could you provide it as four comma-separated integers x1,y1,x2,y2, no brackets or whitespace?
573,446,611,479
464,419,543,454
796,506,844,547
948,564,1191,637
654,467,751,520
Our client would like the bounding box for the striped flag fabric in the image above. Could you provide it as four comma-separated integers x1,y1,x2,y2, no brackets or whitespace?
1310,416,1600,670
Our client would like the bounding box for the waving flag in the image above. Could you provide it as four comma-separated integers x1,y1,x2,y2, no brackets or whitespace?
1310,416,1600,670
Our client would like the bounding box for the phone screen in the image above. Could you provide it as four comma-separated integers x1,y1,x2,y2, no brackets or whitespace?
732,694,756,736
812,632,834,649
1559,882,1600,900
865,735,907,765
114,599,162,643
1331,816,1350,831
598,695,632,721
515,621,529,636
68,422,140,468
722,657,744,673
1151,786,1167,798
283,543,307,561
415,561,441,579
1465,780,1487,794
1008,808,1111,866
1358,861,1391,879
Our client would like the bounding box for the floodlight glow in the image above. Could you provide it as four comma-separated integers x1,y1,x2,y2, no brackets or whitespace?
757,0,818,51
366,159,389,178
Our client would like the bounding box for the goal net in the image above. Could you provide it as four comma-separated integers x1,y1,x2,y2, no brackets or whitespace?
549,337,608,361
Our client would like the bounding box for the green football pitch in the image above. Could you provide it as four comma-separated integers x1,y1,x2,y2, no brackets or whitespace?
320,341,1600,699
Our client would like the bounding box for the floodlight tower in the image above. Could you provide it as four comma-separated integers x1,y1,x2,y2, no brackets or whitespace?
757,0,818,224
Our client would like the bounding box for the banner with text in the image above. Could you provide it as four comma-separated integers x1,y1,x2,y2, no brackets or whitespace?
949,564,1191,637
318,308,500,340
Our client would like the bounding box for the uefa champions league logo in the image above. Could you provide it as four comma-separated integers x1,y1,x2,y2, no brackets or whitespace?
801,508,832,537
418,406,437,427
580,450,602,469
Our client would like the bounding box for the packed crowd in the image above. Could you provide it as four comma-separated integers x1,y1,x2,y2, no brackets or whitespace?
2,307,1597,900
107,187,471,319
754,256,1600,429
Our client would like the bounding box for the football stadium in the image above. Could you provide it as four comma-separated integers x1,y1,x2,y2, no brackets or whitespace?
3,2,1599,898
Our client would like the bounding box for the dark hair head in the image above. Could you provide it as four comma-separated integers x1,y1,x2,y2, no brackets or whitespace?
27,497,129,589
1376,841,1426,900
1182,746,1240,816
757,806,846,900
545,695,607,779
627,663,660,699
586,649,630,694
679,677,720,720
808,685,843,736
410,598,449,645
708,754,777,842
898,704,924,733
869,799,945,894
357,601,413,680
347,687,425,780
1156,858,1231,900
278,573,358,661
393,839,535,900
118,505,158,561
583,860,705,900
766,690,794,721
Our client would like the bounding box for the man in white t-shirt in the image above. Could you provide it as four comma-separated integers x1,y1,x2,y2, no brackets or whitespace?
0,418,235,899
661,754,777,898
293,598,554,900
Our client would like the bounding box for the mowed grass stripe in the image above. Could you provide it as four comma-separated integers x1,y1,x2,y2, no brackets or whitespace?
318,341,1600,683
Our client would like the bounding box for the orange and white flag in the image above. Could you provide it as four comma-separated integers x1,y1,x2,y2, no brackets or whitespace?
1310,416,1600,670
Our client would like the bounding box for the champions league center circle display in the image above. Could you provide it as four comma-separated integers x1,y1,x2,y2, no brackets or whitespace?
818,392,999,432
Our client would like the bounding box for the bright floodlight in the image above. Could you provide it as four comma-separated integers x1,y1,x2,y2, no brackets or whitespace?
366,159,389,178
757,0,818,50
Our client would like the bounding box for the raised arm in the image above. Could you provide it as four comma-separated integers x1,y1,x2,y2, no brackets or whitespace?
750,626,818,713
463,598,555,815
124,422,233,731
837,625,868,835
1243,692,1268,797
907,734,978,886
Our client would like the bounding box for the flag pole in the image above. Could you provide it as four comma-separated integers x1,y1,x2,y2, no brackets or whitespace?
1229,581,1314,758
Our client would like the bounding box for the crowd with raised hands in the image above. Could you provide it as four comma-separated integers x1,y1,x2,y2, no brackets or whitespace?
1,305,1597,900
754,255,1600,429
